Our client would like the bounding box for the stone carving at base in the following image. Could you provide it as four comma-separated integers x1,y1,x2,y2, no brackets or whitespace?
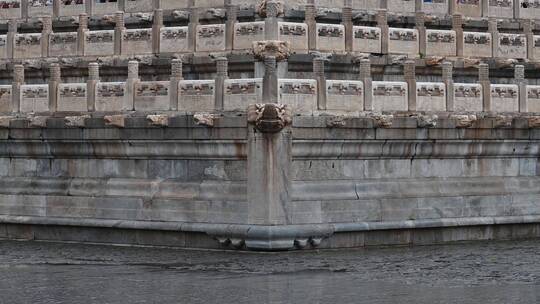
247,103,292,133
252,40,291,61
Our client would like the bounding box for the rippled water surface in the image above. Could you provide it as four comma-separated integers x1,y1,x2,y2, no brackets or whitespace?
1,240,540,303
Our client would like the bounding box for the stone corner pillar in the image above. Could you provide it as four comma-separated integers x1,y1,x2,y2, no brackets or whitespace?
225,3,238,51
49,63,61,113
442,61,454,112
188,7,200,52
11,64,24,113
488,18,499,59
377,9,389,54
452,13,464,57
515,65,527,113
87,62,99,112
170,58,183,111
263,56,278,104
523,20,535,61
359,58,373,111
313,57,326,110
125,60,139,111
114,11,125,56
152,9,164,54
404,60,416,112
41,16,52,58
478,63,491,112
78,13,88,56
342,1,353,53
305,1,317,51
7,19,17,59
215,57,228,111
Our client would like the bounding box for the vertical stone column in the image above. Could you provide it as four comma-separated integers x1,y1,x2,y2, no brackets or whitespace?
87,63,99,112
404,60,416,111
78,13,88,56
442,61,454,112
313,58,326,110
49,63,61,112
478,63,491,112
114,11,125,56
305,0,316,51
452,14,464,57
380,0,388,9
126,61,139,111
225,2,238,51
377,10,389,54
21,0,28,19
11,65,24,113
152,9,163,54
41,16,52,58
342,0,353,53
488,18,499,59
523,20,534,61
170,59,183,111
215,57,228,111
53,0,60,17
415,12,426,57
263,56,278,104
515,65,527,113
359,59,373,111
7,19,17,59
264,0,279,40
188,7,199,52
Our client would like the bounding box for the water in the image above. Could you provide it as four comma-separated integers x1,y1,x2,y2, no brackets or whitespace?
1,240,540,303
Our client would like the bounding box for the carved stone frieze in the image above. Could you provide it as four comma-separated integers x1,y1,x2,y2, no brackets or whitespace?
372,114,394,128
247,103,292,133
146,114,169,127
252,40,291,61
452,114,477,128
193,113,217,127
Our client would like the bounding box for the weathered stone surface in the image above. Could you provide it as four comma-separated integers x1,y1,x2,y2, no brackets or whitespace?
85,31,115,56
64,115,90,127
353,26,381,54
160,27,189,53
463,32,492,58
278,22,308,51
325,80,363,112
234,22,265,50
372,81,408,112
252,40,290,61
416,82,446,112
20,85,49,113
454,83,483,112
224,79,263,111
134,81,170,111
146,114,169,126
388,28,419,57
196,24,226,52
104,115,126,128
278,79,317,114
57,84,87,112
179,80,216,112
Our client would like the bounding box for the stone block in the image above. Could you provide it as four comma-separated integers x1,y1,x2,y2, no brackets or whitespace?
325,80,363,112
411,159,465,178
20,85,49,113
278,79,317,114
196,24,226,52
426,29,456,57
122,29,153,55
92,0,118,15
388,28,419,57
14,34,42,59
233,22,264,50
95,82,126,112
58,0,86,17
454,83,483,112
0,86,11,113
57,84,87,112
316,24,345,53
160,0,189,9
416,82,446,112
160,26,189,53
134,81,170,111
532,35,540,61
365,159,411,179
27,0,53,17
0,0,21,19
178,80,215,112
496,34,527,59
517,0,540,19
421,0,449,15
352,26,381,54
49,32,78,57
372,81,408,112
351,0,379,10
519,158,537,176
527,85,540,113
321,200,381,223
491,84,519,112
85,30,114,56
124,0,154,12
223,78,263,112
194,0,225,7
278,22,308,52
463,32,492,58
486,0,513,18
387,0,415,14
453,0,482,17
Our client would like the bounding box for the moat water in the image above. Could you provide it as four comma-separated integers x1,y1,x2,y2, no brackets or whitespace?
1,240,540,303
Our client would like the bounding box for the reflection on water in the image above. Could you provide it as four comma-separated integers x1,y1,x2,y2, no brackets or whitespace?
1,240,540,303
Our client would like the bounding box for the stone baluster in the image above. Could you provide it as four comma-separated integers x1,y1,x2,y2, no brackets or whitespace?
515,65,527,113
264,0,280,40
415,12,426,57
49,63,61,112
263,56,278,104
215,57,228,111
118,0,127,12
225,1,238,51
313,58,326,110
53,0,60,17
359,59,373,111
7,19,17,59
11,65,24,113
452,14,463,57
152,9,163,54
523,20,534,61
114,11,125,55
170,59,183,111
126,61,139,111
87,63,99,112
404,60,416,111
188,6,199,52
41,16,52,57
21,0,28,18
478,63,491,112
78,13,88,56
488,18,499,59
342,0,353,53
442,61,454,112
377,10,389,54
305,0,316,51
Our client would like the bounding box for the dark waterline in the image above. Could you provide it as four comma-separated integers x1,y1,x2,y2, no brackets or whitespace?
1,240,540,303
